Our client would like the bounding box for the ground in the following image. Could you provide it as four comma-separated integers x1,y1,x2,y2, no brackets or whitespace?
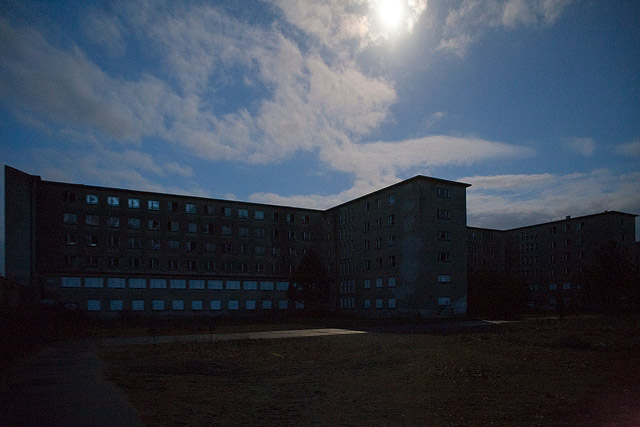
98,316,640,426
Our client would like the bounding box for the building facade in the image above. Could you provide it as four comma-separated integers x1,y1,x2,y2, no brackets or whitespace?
5,166,470,317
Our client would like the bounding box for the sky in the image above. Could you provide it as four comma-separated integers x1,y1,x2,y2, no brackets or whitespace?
1,0,639,275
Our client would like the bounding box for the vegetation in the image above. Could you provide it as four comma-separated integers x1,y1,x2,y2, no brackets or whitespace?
100,316,640,426
288,252,333,311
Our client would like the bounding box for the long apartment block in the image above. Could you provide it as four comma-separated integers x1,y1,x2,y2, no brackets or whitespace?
5,166,470,317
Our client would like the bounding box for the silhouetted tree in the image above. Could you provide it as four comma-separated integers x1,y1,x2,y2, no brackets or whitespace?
580,241,639,313
467,269,526,319
288,252,332,311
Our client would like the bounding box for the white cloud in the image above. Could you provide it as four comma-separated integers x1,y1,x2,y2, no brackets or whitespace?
564,137,595,157
615,140,640,157
438,0,573,56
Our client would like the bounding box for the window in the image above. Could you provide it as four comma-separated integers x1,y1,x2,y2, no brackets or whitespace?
208,280,223,290
228,300,239,310
364,221,370,232
376,199,381,209
364,202,370,212
205,205,216,215
278,300,288,309
221,226,232,235
188,223,197,233
63,213,77,224
238,209,249,218
85,194,99,205
437,297,451,306
438,231,451,241
364,279,371,289
364,299,371,309
245,300,256,310
167,201,178,212
376,298,383,309
61,277,81,287
549,283,557,291
226,280,241,290
128,198,140,209
388,277,396,287
106,216,120,227
172,300,184,311
169,221,179,232
169,240,180,250
107,256,118,269
85,277,104,288
438,275,451,283
192,300,203,311
276,281,289,291
128,258,141,269
255,228,266,238
128,218,141,229
254,210,265,220
437,188,450,198
363,260,371,270
169,259,179,270
388,256,396,267
132,300,144,311
189,280,205,289
129,278,146,289
64,255,77,268
186,203,197,214
128,237,141,249
223,207,232,217
150,279,166,289
238,227,249,237
148,258,160,270
286,213,294,223
170,279,186,289
87,300,101,311
107,278,126,289
86,234,98,247
147,219,160,231
210,300,221,310
388,194,395,205
376,278,383,288
376,218,382,229
387,215,395,227
563,282,571,290
364,240,370,251
148,200,160,210
438,252,451,262
437,209,451,219
388,235,396,246
388,298,396,309
86,215,99,226
65,234,77,246
301,214,310,224
262,300,272,309
110,300,123,311
63,191,77,203
205,242,216,253
259,281,274,291
255,245,265,255
152,300,165,311
107,236,120,248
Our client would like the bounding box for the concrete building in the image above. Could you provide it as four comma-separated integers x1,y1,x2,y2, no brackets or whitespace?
4,166,470,317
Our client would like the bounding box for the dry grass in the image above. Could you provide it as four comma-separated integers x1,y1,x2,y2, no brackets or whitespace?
99,316,640,426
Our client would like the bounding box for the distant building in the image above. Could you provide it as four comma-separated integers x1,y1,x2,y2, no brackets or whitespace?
4,166,469,317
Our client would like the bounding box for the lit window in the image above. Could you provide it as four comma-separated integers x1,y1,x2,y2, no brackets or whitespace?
246,300,256,310
61,277,81,288
63,213,77,224
86,215,99,226
85,194,99,205
260,281,274,291
238,209,249,218
186,203,197,214
437,297,451,306
150,279,166,289
148,200,159,210
364,279,371,289
128,198,140,209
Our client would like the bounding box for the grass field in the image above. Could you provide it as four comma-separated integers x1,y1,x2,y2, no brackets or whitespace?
100,316,640,426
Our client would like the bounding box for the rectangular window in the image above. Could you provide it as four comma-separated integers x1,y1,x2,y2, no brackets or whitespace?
376,278,383,288
376,298,383,309
167,201,178,212
63,191,77,203
152,300,165,311
246,300,256,310
86,235,98,247
221,226,232,235
128,198,140,209
210,300,221,310
65,234,77,246
286,213,294,223
205,205,216,215
438,231,451,241
185,203,197,214
223,207,232,217
437,275,451,283
61,276,82,287
260,281,274,291
107,257,119,269
128,237,141,249
186,241,197,252
86,256,99,268
84,277,104,288
189,280,205,290
85,194,99,205
262,300,272,309
388,277,396,287
86,215,99,226
387,215,395,227
63,213,77,224
388,194,395,205
276,281,289,291
364,299,371,309
170,279,186,289
87,300,101,311
172,300,184,311
110,300,123,311
148,258,160,270
278,300,288,309
132,300,144,311
226,280,241,290
106,216,120,227
169,221,179,232
129,278,146,289
364,279,371,289
228,300,239,310
205,243,215,253
437,188,450,198
107,236,120,248
191,300,203,311
169,240,180,250
150,279,167,289
437,209,451,219
438,297,451,306
148,219,160,230
254,245,265,255
438,252,451,262
254,210,265,220
208,280,223,290
238,227,249,237
148,200,160,210
255,228,266,238
238,209,249,218
64,255,77,268
107,278,126,288
128,218,141,229
363,221,370,232
388,298,396,309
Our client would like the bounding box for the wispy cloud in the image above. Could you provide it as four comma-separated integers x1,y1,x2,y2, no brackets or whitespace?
564,137,595,157
615,140,640,157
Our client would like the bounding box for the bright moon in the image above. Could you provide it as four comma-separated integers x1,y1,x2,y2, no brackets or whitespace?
377,0,404,30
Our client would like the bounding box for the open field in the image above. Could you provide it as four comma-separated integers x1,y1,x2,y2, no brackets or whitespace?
100,316,640,426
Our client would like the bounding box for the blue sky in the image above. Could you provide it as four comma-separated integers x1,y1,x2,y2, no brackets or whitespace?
1,0,639,274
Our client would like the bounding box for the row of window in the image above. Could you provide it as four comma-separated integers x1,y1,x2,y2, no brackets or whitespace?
362,256,398,270
60,277,290,290
528,282,575,291
69,192,309,222
339,296,451,310
85,299,299,312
